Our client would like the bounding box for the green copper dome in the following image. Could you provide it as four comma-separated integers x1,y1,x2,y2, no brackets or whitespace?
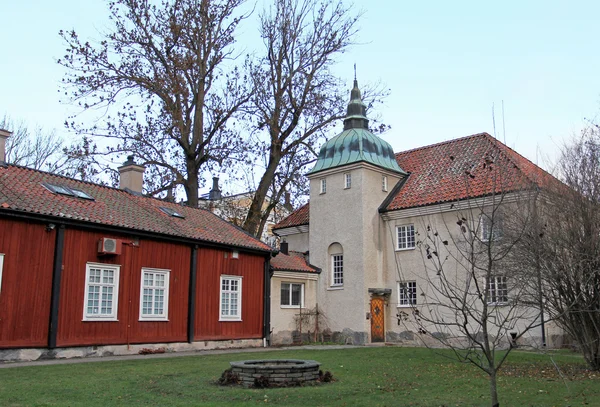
308,79,406,175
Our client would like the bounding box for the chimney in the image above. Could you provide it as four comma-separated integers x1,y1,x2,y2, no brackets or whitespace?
118,155,145,193
208,176,222,200
0,129,12,163
280,241,289,255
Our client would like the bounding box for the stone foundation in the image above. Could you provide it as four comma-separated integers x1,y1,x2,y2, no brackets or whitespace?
0,339,264,363
230,359,320,387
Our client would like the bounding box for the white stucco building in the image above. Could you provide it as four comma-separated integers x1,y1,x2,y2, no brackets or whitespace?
271,79,562,347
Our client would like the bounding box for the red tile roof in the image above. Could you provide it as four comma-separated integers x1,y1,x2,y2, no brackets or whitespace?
272,203,309,230
0,164,272,252
272,133,562,227
271,251,318,273
385,133,558,211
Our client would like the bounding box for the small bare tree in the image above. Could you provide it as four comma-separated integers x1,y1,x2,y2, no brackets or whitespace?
1,115,93,178
395,146,545,407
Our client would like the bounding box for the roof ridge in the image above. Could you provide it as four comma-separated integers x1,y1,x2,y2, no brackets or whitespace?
395,132,491,157
481,133,555,187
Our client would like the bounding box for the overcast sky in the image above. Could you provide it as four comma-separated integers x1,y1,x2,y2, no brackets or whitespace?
1,0,599,191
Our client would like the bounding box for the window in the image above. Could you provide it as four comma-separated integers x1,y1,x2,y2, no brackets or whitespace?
332,254,343,286
281,282,304,307
320,178,327,194
488,276,508,304
220,275,242,320
159,206,185,218
480,214,503,242
396,225,416,250
398,281,417,306
83,263,120,321
382,175,388,192
139,268,170,320
0,254,4,295
43,182,94,200
344,173,352,189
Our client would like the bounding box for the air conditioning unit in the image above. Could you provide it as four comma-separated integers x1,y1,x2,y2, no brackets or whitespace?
98,238,122,255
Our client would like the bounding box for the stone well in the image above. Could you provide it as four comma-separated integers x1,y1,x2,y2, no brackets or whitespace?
229,359,320,387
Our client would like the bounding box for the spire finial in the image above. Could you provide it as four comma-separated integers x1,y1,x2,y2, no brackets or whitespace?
344,68,369,130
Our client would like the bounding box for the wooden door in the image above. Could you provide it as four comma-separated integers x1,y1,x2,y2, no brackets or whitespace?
370,296,385,342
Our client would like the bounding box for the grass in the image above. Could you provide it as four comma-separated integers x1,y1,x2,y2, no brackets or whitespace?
0,347,599,406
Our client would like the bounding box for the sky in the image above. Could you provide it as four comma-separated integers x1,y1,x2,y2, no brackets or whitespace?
1,0,600,191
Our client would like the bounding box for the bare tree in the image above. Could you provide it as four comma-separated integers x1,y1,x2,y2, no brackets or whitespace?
531,127,600,370
240,0,387,237
0,115,93,178
395,151,545,407
58,0,251,202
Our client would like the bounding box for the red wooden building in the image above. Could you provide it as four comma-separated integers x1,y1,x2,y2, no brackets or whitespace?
0,142,273,359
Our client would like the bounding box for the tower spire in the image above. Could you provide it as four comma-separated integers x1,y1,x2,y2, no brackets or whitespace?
344,67,369,130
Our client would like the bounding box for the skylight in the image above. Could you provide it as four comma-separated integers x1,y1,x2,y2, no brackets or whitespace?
160,207,185,219
42,183,95,200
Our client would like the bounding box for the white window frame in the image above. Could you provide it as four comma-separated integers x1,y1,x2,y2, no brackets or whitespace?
396,224,416,250
480,214,503,242
0,254,4,295
139,268,170,321
280,282,304,308
398,281,417,307
83,263,120,321
382,175,388,192
220,275,242,321
331,254,344,287
344,173,352,189
320,178,327,194
488,275,508,305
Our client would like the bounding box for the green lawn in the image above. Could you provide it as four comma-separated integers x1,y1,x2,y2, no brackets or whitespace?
0,347,598,406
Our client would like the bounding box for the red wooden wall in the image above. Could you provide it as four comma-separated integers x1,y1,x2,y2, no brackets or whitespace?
0,218,55,348
194,247,265,340
0,218,267,349
57,229,190,347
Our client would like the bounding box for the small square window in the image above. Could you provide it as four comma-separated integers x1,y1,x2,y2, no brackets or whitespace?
488,276,508,305
344,173,352,189
320,178,327,194
398,281,417,306
232,250,239,259
281,283,304,307
480,214,503,242
396,225,415,250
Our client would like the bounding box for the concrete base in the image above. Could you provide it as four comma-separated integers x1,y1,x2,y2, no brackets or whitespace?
0,339,264,363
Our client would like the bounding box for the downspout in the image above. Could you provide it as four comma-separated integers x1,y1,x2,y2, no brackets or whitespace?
48,224,65,349
187,245,198,343
533,196,546,346
263,252,274,347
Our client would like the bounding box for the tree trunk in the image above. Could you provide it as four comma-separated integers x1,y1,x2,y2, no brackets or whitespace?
185,161,200,207
243,147,282,237
489,370,500,407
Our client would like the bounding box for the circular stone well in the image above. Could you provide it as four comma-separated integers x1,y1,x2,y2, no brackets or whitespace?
230,359,320,387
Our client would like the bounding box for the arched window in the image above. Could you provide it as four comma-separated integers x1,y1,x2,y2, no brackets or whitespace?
328,243,344,287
